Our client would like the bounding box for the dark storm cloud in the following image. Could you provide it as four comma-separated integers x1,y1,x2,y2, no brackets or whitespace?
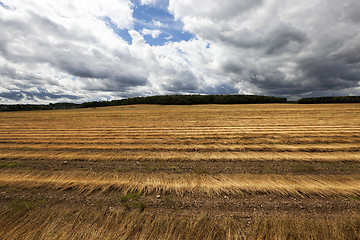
83,75,148,92
249,58,360,96
221,58,244,75
249,71,297,95
329,44,360,65
186,20,307,55
247,4,360,96
172,0,360,98
54,50,147,89
161,70,199,92
202,83,239,95
0,90,81,101
0,64,16,78
0,64,43,82
297,58,360,89
264,24,307,55
0,91,24,101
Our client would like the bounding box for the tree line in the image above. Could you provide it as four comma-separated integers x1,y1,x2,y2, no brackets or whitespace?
79,94,287,108
0,103,79,112
1,95,360,112
297,96,360,104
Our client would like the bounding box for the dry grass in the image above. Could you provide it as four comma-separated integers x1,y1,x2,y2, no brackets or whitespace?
1,142,360,152
1,150,360,162
0,207,246,240
251,214,360,240
0,207,358,240
0,170,359,197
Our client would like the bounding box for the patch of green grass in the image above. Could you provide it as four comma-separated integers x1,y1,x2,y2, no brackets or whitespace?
0,186,19,193
94,201,103,209
345,196,360,201
120,191,141,201
9,187,19,193
8,162,25,168
196,169,208,174
117,191,146,212
145,166,154,172
194,162,208,174
162,197,176,208
9,198,45,213
0,162,26,169
131,200,146,211
292,163,317,173
263,165,275,174
171,166,182,173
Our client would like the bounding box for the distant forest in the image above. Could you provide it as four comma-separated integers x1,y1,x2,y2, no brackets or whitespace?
79,94,287,108
0,95,359,112
297,96,360,104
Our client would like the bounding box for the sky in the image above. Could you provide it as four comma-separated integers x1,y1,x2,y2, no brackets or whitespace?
0,0,360,104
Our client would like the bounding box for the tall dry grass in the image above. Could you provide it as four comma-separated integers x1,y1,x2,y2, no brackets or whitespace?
251,214,360,240
0,207,246,240
0,206,358,240
1,170,359,197
1,150,359,162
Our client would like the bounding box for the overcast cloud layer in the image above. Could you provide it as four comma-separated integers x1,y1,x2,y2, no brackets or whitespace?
0,0,359,103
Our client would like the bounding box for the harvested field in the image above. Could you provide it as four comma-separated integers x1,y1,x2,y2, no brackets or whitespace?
0,104,359,239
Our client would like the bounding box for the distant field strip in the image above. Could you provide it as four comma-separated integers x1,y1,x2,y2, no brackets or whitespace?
1,143,360,152
1,128,360,134
1,150,360,162
1,136,359,145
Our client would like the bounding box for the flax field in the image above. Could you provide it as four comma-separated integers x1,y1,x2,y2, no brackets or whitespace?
0,104,359,239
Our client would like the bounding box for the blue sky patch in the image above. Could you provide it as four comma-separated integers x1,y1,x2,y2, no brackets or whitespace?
103,1,195,46
131,2,194,46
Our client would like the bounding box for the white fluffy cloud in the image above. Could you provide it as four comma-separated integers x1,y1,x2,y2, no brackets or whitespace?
142,28,162,38
0,0,360,103
140,0,156,5
0,0,145,103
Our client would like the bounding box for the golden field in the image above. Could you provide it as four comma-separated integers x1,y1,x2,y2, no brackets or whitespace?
0,104,359,239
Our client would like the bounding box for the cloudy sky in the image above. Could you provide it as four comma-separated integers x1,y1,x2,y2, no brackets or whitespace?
1,0,360,103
